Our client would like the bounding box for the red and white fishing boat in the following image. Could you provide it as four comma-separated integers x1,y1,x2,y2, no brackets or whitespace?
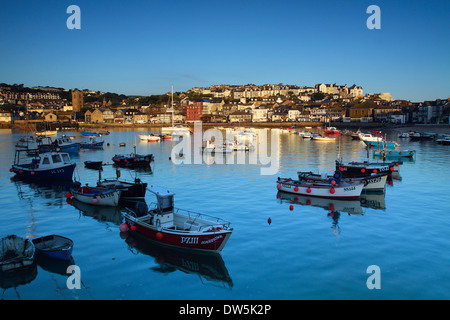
121,186,233,252
323,127,340,135
276,177,364,199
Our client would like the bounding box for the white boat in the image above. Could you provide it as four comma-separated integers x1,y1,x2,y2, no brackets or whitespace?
276,177,364,199
1,235,35,272
35,130,57,137
358,132,383,142
312,135,336,141
139,134,161,142
69,182,122,206
202,140,233,153
398,132,410,138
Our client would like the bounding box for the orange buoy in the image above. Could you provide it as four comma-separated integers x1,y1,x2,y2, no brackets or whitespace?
156,232,163,240
330,188,335,194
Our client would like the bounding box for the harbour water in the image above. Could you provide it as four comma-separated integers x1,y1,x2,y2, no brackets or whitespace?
1,127,449,300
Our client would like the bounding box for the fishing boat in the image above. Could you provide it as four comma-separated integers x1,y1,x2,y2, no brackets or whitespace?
69,182,122,207
138,134,161,142
149,135,162,142
122,186,233,252
112,145,154,168
409,132,436,141
398,132,411,138
363,140,398,149
84,161,103,170
81,131,102,137
276,177,364,199
336,159,400,177
1,235,35,272
359,132,383,142
301,132,314,139
373,149,416,159
323,127,340,134
31,235,73,261
297,171,388,193
97,176,148,200
79,137,104,149
311,135,336,141
202,139,233,153
52,135,80,152
10,150,76,180
436,136,450,145
38,135,80,153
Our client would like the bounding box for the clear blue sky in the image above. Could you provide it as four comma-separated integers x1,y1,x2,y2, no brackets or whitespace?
0,0,449,102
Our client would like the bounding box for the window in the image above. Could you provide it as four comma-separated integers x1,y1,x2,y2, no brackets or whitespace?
42,157,50,165
51,154,62,163
62,154,70,162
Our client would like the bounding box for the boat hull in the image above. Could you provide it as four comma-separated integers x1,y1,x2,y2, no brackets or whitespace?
124,216,232,253
363,140,397,149
11,163,76,180
373,150,416,158
71,188,121,206
276,178,364,199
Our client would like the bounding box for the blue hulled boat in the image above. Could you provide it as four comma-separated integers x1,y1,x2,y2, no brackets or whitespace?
11,150,76,180
31,235,74,261
363,140,398,149
80,137,104,149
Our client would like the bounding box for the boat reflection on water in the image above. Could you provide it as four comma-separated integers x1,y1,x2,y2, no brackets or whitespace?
70,198,123,225
35,254,75,276
11,178,73,203
122,232,233,290
0,263,38,298
277,190,387,212
359,192,386,210
277,191,364,215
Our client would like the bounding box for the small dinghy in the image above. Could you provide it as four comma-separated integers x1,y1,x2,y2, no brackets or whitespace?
84,161,103,170
31,235,73,261
1,235,35,272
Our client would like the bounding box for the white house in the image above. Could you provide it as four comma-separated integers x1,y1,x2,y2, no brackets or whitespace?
252,108,268,122
288,109,301,121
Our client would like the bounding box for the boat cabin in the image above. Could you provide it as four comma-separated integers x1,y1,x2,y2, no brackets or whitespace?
147,186,175,229
14,150,72,169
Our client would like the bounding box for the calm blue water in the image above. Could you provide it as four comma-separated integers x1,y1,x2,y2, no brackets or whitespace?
1,127,449,300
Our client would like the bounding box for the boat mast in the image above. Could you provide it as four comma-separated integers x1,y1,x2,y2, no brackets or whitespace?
171,85,174,127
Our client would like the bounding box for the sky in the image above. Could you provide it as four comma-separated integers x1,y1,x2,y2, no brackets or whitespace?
0,0,449,102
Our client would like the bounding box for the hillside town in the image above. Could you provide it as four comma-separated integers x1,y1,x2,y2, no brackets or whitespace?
1,82,449,129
